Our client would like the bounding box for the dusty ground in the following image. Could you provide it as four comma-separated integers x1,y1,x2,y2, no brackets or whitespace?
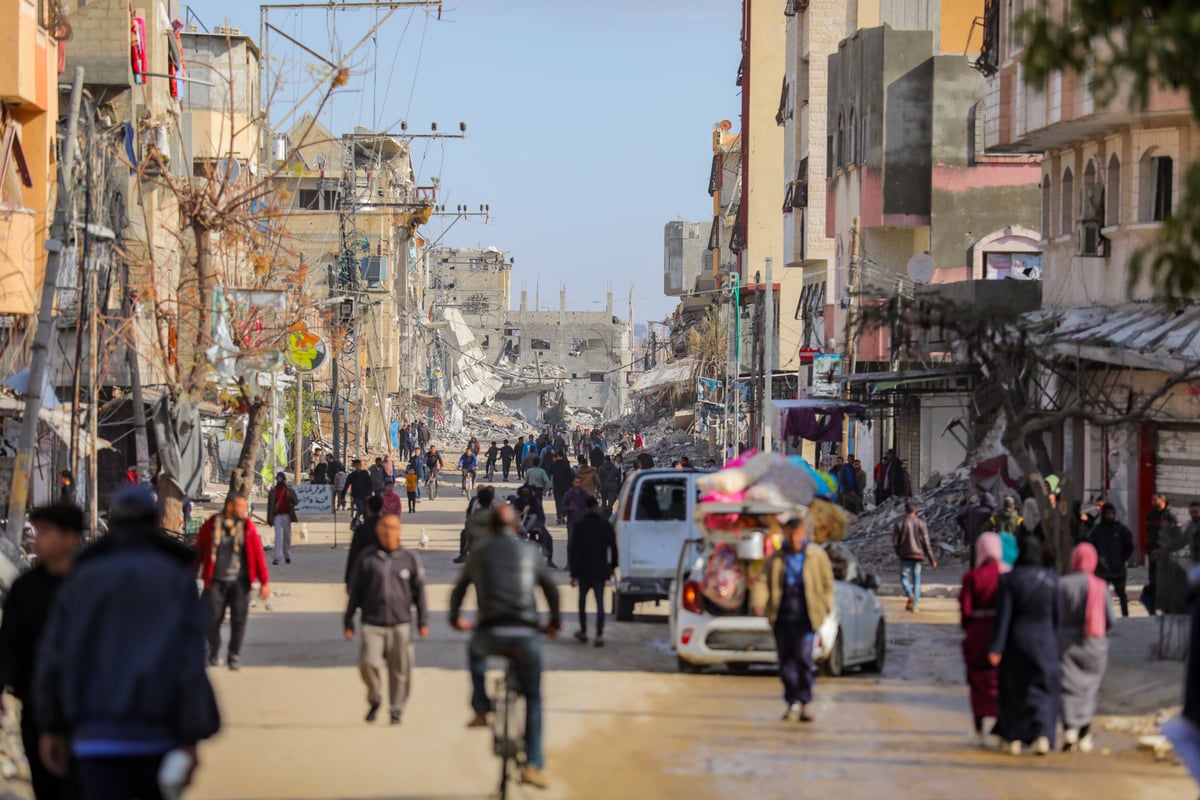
4,475,1197,799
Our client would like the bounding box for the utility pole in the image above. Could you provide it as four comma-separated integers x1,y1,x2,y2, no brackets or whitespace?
763,257,774,453
728,270,740,459
294,374,304,483
7,67,83,543
750,270,762,449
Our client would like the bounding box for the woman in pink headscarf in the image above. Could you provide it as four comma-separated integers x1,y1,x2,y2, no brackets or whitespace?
959,531,1008,746
1058,541,1113,752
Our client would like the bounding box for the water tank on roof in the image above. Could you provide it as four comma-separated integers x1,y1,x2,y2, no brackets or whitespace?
271,134,288,166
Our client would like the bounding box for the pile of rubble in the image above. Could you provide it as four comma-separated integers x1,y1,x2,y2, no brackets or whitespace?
844,470,975,574
602,411,716,466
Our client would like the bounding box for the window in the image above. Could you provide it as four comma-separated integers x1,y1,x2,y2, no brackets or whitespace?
633,479,692,521
1081,160,1103,223
1040,176,1051,239
1105,154,1121,226
826,135,834,178
860,116,869,164
481,335,490,349
847,110,856,166
296,189,338,210
1060,168,1074,236
531,339,551,350
836,113,845,168
1140,153,1173,222
589,372,605,382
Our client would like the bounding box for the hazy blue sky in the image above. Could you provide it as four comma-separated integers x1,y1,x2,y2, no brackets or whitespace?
196,0,741,325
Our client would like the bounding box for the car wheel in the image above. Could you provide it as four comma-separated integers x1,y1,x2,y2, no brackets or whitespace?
820,629,844,677
677,657,702,674
864,619,886,673
615,592,636,622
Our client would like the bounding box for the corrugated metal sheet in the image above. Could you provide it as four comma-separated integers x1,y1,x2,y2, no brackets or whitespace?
1029,303,1200,372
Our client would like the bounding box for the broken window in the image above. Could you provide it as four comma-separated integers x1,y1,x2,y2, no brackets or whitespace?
1140,153,1173,222
481,335,490,348
531,339,551,350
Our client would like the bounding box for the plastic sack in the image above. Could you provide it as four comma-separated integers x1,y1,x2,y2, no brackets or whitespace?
744,455,820,506
701,543,746,611
696,451,772,495
806,498,849,543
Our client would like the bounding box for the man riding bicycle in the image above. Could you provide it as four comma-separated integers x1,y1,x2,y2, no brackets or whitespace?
450,503,560,790
458,447,479,492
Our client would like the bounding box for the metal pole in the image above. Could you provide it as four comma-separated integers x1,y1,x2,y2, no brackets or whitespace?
294,374,303,483
7,67,84,543
730,270,740,455
331,353,340,471
764,257,774,453
87,243,99,536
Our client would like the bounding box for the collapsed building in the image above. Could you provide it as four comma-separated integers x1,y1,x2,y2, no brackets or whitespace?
425,247,635,424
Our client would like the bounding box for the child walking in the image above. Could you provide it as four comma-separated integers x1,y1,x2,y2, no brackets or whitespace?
405,467,419,513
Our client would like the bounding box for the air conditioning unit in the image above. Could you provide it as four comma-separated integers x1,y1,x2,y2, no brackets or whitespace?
1076,219,1109,258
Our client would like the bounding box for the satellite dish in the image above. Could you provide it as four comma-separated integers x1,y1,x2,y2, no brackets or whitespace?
216,158,241,184
719,120,733,131
906,253,935,284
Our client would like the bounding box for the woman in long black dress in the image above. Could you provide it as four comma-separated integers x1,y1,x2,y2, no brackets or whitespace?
988,537,1060,755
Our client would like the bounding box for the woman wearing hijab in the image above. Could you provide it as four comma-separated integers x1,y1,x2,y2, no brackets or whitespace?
960,532,1008,746
1058,542,1113,752
988,536,1060,755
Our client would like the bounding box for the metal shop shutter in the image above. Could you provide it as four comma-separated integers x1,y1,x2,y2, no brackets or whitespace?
1155,427,1200,508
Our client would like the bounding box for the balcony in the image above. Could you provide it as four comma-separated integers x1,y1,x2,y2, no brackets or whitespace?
0,206,37,314
0,0,56,109
987,61,1191,153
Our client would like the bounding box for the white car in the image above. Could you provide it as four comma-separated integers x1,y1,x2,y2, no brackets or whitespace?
669,538,887,675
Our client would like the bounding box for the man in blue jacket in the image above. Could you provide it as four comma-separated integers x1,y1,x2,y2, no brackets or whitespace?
35,486,220,797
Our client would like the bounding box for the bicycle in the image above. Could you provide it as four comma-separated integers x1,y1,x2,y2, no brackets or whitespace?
461,468,476,497
492,650,526,800
425,470,439,501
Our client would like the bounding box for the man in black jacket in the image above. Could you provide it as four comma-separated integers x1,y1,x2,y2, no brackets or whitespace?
345,495,385,585
1145,493,1181,614
569,498,618,646
450,504,560,790
344,513,428,725
499,440,515,482
343,459,374,528
0,503,82,799
1087,502,1135,617
36,486,220,797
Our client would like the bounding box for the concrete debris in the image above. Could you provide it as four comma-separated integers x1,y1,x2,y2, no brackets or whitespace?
844,470,976,574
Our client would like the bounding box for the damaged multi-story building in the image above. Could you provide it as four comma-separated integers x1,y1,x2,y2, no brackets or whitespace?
424,246,634,422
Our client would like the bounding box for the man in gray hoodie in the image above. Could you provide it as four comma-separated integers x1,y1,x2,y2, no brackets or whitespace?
344,513,429,725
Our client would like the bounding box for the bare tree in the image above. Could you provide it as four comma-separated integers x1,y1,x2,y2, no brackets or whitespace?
859,296,1200,570
113,46,350,531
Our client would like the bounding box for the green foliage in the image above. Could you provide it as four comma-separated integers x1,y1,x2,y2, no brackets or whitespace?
284,382,322,442
1020,1,1200,299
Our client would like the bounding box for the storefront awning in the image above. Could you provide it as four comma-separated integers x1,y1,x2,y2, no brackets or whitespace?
839,366,976,394
1027,303,1200,373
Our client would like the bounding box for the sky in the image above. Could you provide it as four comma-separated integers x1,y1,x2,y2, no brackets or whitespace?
195,0,741,327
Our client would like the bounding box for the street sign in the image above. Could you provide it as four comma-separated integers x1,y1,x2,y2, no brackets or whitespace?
811,354,843,397
798,346,820,364
285,324,327,372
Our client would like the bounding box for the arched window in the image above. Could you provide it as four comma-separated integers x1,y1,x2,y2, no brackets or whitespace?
1040,176,1051,239
1140,149,1173,222
1081,159,1103,223
1060,167,1074,236
847,109,856,167
1106,154,1121,226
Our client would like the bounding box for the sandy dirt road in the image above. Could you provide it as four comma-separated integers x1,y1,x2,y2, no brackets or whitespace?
172,478,1194,800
